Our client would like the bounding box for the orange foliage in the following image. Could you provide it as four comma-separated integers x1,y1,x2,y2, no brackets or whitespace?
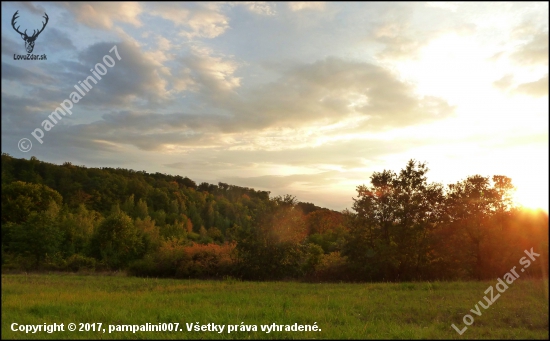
269,207,307,243
185,217,193,233
175,242,236,278
184,242,235,264
308,252,351,282
306,210,345,235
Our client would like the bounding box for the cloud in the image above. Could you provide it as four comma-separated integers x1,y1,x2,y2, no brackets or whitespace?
3,39,174,136
146,3,191,27
39,27,77,54
1,34,20,58
59,2,143,29
493,74,514,91
175,46,241,94
424,2,459,12
359,3,430,61
162,132,434,175
371,23,425,60
493,74,548,97
513,75,549,97
219,57,454,132
37,109,225,153
237,2,277,16
15,116,196,153
70,41,170,106
1,91,51,130
148,3,229,39
183,7,229,39
510,30,548,66
364,3,480,61
1,62,53,85
18,2,49,15
288,2,326,11
224,171,339,190
28,56,452,153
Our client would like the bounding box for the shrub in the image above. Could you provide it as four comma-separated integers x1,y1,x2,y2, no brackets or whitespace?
128,242,236,279
128,255,161,277
66,254,96,272
176,243,235,278
308,252,352,282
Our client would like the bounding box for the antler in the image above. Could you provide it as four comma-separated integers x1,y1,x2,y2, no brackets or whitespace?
29,12,49,39
11,10,27,37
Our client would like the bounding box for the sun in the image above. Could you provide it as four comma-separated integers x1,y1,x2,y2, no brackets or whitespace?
512,186,548,212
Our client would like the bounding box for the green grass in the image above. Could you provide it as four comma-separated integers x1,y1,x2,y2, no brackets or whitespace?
1,273,548,339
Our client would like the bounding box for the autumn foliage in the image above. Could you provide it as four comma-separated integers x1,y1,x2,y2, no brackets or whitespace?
1,154,547,282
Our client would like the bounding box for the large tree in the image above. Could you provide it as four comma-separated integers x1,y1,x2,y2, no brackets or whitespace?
442,175,516,279
345,160,445,281
7,201,64,267
235,195,308,280
89,211,144,269
1,181,63,224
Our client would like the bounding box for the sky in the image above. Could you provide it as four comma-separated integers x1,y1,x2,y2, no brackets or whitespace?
1,2,548,211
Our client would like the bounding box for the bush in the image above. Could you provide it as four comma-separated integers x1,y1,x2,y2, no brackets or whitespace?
128,255,162,277
176,243,235,278
129,239,190,277
1,253,36,272
66,254,96,272
43,252,67,271
308,252,352,282
129,241,236,279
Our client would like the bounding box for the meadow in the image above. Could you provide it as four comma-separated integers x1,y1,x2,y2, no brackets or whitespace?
1,273,548,339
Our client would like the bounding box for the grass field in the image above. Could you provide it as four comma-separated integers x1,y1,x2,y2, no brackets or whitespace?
1,273,548,339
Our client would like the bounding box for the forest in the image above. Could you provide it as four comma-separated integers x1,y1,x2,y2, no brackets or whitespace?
1,153,547,281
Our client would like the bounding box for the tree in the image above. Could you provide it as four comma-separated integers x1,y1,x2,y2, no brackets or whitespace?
1,181,63,224
306,210,347,254
121,194,135,216
8,201,64,266
90,211,143,269
58,204,101,257
345,160,444,281
235,197,308,280
442,175,516,279
306,209,345,235
135,198,149,220
135,216,160,255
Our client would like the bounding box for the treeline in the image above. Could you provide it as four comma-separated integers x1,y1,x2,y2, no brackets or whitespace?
1,154,547,281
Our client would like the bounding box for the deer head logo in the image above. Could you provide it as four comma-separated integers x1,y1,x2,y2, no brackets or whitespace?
11,10,49,54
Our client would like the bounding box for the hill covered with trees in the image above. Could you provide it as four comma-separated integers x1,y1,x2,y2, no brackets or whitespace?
1,153,547,281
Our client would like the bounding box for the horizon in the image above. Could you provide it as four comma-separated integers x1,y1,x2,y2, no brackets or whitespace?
2,2,548,212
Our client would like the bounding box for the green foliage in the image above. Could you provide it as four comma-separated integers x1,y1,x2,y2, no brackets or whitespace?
7,201,64,266
135,198,149,220
66,254,97,272
302,243,324,274
89,211,143,269
1,181,62,224
307,226,348,254
309,251,351,281
58,204,101,257
235,198,309,280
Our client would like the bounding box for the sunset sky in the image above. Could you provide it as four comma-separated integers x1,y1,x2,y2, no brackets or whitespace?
2,2,548,211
